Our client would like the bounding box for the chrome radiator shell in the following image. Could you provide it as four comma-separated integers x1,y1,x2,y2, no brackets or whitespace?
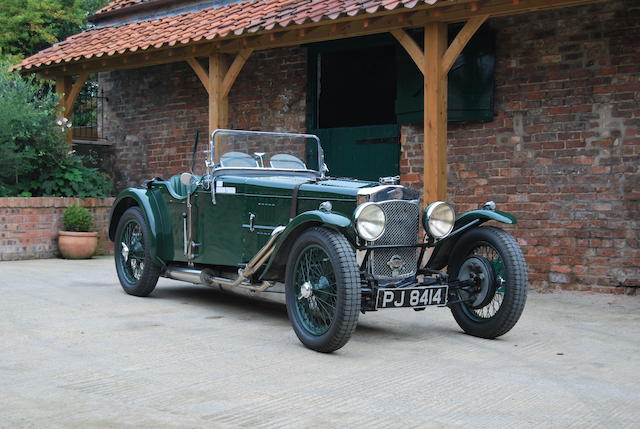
368,200,420,281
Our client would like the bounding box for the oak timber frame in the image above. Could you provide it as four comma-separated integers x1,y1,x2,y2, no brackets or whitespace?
44,0,603,202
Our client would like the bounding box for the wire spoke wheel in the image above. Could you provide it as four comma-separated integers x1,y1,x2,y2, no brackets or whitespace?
293,245,338,335
448,226,527,339
114,207,160,297
462,244,505,320
285,227,360,353
120,220,145,283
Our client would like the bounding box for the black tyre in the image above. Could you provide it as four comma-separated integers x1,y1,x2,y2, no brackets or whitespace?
285,227,360,353
448,226,527,339
114,207,161,297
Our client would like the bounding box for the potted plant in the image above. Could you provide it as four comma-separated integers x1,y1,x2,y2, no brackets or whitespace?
58,205,98,259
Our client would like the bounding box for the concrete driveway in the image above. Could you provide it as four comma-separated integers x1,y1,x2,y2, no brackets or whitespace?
1,257,639,428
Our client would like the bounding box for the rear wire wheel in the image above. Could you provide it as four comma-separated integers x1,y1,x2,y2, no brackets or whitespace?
285,227,360,353
448,226,527,339
114,207,161,297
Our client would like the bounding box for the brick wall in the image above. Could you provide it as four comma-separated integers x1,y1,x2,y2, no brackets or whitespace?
401,0,639,294
0,198,115,261
100,46,307,191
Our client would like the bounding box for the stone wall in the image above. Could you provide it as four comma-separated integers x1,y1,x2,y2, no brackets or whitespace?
401,0,639,294
0,198,115,261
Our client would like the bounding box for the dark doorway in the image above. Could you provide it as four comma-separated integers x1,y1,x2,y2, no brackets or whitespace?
318,45,397,128
308,35,401,181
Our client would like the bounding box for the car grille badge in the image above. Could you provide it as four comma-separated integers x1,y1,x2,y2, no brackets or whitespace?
387,254,406,277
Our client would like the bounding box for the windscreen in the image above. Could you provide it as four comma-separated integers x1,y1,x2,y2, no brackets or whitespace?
212,130,323,172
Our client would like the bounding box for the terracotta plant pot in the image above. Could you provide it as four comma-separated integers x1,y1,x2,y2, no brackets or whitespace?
58,231,98,259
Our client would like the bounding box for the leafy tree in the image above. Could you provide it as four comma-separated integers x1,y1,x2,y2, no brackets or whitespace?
0,58,111,197
0,0,109,58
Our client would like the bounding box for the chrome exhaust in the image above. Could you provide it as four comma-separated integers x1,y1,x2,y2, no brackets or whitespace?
164,267,201,284
163,225,285,291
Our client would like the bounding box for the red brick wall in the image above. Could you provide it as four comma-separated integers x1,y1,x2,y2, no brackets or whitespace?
99,46,307,191
401,0,640,294
0,198,115,261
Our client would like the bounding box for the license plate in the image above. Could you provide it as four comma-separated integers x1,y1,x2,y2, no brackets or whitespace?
376,286,448,309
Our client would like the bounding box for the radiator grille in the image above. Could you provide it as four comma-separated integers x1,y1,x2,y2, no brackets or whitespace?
370,200,420,281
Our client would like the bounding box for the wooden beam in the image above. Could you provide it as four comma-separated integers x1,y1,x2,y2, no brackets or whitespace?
28,0,604,76
424,22,448,204
221,48,253,98
55,75,73,146
216,0,604,53
55,76,71,119
440,14,489,77
38,43,215,77
186,58,210,93
63,72,89,114
390,29,424,75
209,53,228,158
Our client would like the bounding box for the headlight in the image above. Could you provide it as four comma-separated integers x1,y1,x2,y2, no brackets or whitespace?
423,202,455,239
354,203,386,241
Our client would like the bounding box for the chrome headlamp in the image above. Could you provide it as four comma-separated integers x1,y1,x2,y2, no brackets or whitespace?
423,202,455,239
354,202,386,242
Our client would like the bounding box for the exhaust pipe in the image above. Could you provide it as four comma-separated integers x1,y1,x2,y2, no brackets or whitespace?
164,225,285,291
164,267,201,284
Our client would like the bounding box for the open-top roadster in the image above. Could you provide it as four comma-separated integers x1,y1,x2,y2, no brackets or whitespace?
109,129,527,352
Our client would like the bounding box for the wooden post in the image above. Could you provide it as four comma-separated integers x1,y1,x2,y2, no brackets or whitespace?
424,22,448,204
205,50,252,160
55,76,73,146
55,74,89,147
55,76,71,118
208,54,228,159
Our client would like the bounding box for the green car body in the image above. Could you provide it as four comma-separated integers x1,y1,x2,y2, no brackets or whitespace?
109,129,527,353
108,177,515,277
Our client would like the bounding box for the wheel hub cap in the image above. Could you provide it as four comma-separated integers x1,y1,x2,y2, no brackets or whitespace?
121,242,130,261
459,256,496,309
299,281,313,300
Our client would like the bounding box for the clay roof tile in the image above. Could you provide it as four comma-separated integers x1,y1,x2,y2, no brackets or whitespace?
15,0,449,71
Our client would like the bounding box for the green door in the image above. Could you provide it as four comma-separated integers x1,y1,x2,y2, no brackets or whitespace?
307,35,400,181
312,124,400,181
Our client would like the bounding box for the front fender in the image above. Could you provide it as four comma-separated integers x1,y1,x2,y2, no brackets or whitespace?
108,188,164,265
426,209,516,270
260,210,354,281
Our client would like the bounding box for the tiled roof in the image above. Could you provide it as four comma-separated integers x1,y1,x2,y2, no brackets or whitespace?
15,0,442,71
95,0,152,14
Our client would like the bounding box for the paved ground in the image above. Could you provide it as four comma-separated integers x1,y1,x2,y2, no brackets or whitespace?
1,257,639,428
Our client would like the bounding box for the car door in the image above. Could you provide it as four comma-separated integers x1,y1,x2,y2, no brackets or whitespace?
192,176,247,267
240,179,292,263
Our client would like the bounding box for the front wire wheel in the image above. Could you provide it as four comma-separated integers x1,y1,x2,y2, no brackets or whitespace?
448,226,527,339
285,227,360,353
114,207,161,297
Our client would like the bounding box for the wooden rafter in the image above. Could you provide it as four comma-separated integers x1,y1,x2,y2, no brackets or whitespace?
55,74,89,147
216,0,603,53
221,49,253,98
186,58,209,93
41,43,215,77
63,72,89,114
390,29,424,74
186,49,253,99
440,14,489,77
32,0,604,77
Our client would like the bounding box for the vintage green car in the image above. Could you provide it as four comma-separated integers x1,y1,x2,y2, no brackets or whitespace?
109,129,527,352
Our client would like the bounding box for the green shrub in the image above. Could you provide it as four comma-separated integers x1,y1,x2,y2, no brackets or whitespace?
63,205,93,232
0,57,112,198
